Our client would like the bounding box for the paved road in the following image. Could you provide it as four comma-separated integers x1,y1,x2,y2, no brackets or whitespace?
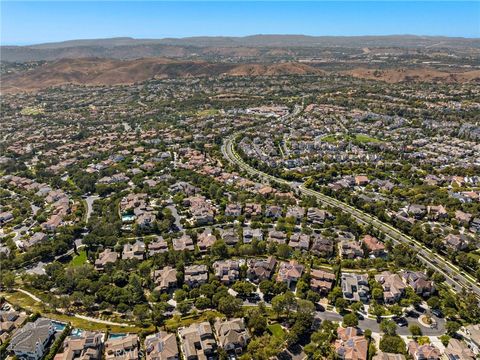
222,127,480,300
85,195,99,223
166,204,183,231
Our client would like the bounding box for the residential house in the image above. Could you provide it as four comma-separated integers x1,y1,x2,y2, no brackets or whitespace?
244,203,262,218
307,208,332,225
220,228,240,246
427,205,448,220
104,334,139,360
372,352,406,360
444,339,475,360
23,232,48,249
375,272,406,303
0,212,13,225
310,269,336,296
172,235,195,252
408,341,441,360
265,205,282,219
341,273,370,302
225,203,242,217
355,176,370,186
153,267,178,292
288,233,310,252
443,234,469,252
463,324,480,355
408,205,427,219
339,239,364,259
184,196,215,225
214,318,249,354
54,331,103,360
95,249,119,271
144,331,179,360
286,206,305,222
197,228,217,253
470,218,480,233
362,235,386,257
148,237,169,256
268,230,287,245
122,241,145,261
8,318,55,360
247,256,277,283
243,227,263,244
455,210,472,226
277,260,304,288
178,322,217,360
334,327,368,360
213,260,240,285
0,310,27,344
311,234,335,257
184,265,208,287
401,271,435,297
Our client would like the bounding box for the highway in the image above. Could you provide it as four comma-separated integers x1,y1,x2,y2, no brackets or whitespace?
221,131,480,300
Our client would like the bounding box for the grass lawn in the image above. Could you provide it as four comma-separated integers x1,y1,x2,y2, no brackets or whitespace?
1,290,149,333
165,310,223,332
320,134,338,143
267,323,285,339
354,134,383,143
197,109,219,117
69,250,87,267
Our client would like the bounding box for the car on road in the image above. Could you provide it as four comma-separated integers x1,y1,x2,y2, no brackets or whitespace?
414,305,426,313
393,317,408,327
405,310,419,318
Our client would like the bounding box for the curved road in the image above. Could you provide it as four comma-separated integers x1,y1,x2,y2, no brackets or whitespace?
221,134,480,300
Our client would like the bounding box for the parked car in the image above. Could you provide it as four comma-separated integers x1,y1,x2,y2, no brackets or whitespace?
393,317,408,327
432,309,443,318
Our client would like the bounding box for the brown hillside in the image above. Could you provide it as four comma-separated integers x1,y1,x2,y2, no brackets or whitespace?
1,58,323,94
343,67,480,83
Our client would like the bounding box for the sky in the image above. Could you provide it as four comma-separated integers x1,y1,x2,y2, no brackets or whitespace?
1,1,479,45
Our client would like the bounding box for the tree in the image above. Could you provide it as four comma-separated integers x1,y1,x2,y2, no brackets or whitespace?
276,244,291,259
177,301,192,316
259,280,275,299
175,289,188,302
335,298,349,314
409,324,422,337
380,319,397,336
0,271,15,290
379,335,406,354
195,297,211,310
271,291,296,318
211,240,229,258
218,295,243,317
127,274,145,304
351,302,364,313
343,313,359,327
390,304,403,317
445,321,461,336
247,307,268,335
232,281,255,298
370,301,386,319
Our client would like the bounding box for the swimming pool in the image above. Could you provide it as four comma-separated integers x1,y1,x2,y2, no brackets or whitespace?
70,328,84,337
52,321,67,332
109,333,126,340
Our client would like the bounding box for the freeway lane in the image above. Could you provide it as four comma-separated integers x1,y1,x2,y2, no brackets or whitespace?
221,135,480,300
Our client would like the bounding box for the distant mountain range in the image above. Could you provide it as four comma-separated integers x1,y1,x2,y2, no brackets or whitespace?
2,35,480,62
